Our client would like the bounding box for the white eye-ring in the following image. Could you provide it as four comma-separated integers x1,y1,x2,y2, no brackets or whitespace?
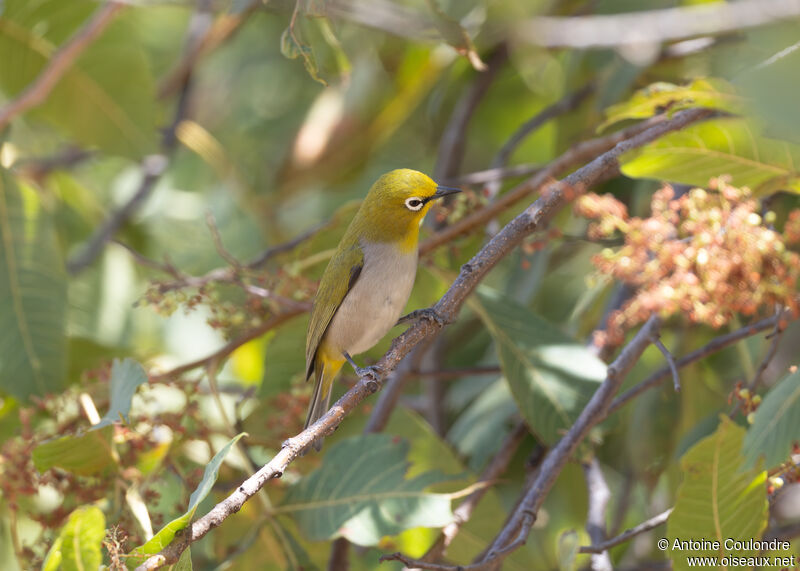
405,197,424,211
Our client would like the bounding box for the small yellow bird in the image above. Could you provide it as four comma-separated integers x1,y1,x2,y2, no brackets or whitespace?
304,169,460,449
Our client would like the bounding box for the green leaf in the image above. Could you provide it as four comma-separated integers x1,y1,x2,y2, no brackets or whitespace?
33,425,115,476
667,417,768,571
42,506,106,571
130,433,246,559
472,288,606,445
279,433,456,546
95,358,148,428
280,22,326,86
742,370,800,469
599,79,744,132
0,170,66,400
620,118,800,194
0,0,157,157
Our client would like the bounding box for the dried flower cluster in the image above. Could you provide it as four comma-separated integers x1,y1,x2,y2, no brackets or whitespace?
575,179,800,345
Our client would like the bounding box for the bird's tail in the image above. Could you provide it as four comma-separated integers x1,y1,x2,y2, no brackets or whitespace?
304,354,344,451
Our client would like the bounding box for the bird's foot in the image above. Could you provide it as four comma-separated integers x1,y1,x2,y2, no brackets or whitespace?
343,352,383,391
397,307,449,327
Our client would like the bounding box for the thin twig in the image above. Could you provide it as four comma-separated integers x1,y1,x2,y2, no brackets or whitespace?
150,308,308,382
580,508,672,554
133,108,711,570
452,163,542,186
651,335,681,392
748,307,786,390
0,1,124,132
413,365,502,380
609,310,794,417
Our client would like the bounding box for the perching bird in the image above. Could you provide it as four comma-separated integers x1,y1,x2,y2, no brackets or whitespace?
304,169,460,449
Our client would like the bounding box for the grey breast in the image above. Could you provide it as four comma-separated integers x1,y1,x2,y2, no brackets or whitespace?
324,240,418,356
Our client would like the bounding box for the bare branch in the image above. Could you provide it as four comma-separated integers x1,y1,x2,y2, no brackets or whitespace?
518,0,800,49
583,458,613,570
651,335,681,392
609,310,795,416
579,508,672,554
748,306,786,390
0,1,124,132
474,315,663,569
150,308,309,382
133,108,711,570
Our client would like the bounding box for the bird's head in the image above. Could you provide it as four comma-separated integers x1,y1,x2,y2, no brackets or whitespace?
358,169,461,250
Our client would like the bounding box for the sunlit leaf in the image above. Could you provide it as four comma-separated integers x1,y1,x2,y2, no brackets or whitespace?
41,506,105,571
667,417,768,571
130,433,246,559
95,357,148,428
742,370,800,469
472,288,605,445
0,170,66,400
0,0,157,157
279,433,456,546
599,79,744,132
620,118,800,194
33,425,115,476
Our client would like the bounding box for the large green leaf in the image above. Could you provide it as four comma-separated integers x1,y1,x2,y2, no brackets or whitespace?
42,506,106,571
0,0,157,157
472,288,605,445
599,78,744,132
0,170,66,400
620,118,800,194
95,357,148,428
279,433,456,546
130,433,246,560
33,424,115,476
667,417,768,571
742,370,800,469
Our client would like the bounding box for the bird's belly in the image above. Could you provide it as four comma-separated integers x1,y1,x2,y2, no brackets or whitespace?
325,243,417,356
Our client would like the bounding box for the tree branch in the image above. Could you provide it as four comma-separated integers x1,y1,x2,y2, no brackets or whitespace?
474,316,663,569
579,508,672,554
609,309,794,417
583,458,613,570
518,0,800,49
0,1,124,132
133,107,711,570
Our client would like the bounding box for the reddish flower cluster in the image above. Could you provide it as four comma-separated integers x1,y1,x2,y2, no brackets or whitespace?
575,179,800,345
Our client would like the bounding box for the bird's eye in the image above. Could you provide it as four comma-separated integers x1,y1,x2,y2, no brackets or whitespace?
405,197,424,211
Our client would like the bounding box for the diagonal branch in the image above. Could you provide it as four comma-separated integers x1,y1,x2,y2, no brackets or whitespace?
0,1,124,132
579,508,672,554
133,107,712,570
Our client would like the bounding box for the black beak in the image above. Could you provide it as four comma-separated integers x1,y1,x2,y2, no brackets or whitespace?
431,184,462,200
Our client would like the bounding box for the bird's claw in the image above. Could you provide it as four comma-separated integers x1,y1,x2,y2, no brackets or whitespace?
397,308,448,327
355,365,382,392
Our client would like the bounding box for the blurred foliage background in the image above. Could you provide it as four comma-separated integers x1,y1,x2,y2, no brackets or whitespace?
1,0,800,569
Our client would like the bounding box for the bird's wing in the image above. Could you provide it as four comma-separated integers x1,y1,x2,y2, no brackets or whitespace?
305,240,365,380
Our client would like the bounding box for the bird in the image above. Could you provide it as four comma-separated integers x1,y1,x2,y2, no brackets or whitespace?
303,168,461,450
